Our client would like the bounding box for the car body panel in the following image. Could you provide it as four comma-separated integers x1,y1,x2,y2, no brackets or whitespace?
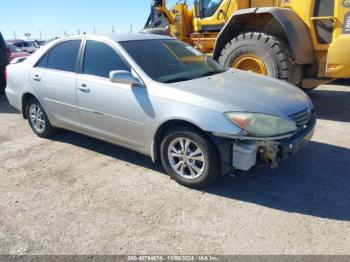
5,34,315,162
76,74,149,149
166,69,312,117
32,69,81,129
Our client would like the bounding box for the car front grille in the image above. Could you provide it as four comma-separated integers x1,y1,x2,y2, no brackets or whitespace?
288,107,312,126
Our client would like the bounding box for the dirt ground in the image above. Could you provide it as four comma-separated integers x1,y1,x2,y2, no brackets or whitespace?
0,83,349,255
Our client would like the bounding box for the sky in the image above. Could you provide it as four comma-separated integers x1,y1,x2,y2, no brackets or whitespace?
0,0,189,40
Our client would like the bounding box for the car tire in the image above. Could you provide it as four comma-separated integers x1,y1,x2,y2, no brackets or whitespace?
0,74,5,96
25,98,57,138
160,126,221,188
219,32,293,82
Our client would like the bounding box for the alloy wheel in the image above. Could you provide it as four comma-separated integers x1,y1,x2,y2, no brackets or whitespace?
29,104,46,133
167,137,206,180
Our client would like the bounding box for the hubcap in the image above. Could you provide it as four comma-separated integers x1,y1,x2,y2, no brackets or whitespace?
231,54,267,75
29,104,46,133
168,137,205,180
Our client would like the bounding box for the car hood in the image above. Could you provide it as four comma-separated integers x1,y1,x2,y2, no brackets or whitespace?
166,70,312,117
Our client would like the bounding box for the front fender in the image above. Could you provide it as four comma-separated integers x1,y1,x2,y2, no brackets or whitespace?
213,7,315,65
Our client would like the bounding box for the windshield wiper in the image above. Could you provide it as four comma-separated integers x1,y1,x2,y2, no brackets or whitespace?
197,70,222,78
163,77,192,83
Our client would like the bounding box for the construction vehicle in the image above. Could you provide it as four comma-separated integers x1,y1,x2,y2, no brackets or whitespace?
144,0,350,89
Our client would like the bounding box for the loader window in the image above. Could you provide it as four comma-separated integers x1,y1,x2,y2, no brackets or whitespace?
202,0,223,17
313,0,335,44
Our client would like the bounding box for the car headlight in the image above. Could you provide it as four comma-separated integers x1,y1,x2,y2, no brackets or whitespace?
225,112,297,137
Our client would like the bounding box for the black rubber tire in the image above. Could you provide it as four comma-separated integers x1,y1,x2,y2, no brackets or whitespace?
0,76,5,96
160,126,221,188
0,80,6,96
25,98,57,138
219,32,294,81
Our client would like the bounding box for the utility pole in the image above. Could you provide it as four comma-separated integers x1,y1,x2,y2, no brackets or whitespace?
78,29,81,35
39,30,42,40
13,30,17,40
93,28,97,34
112,26,115,33
129,24,133,33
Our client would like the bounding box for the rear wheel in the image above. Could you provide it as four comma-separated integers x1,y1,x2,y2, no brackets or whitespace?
160,126,221,188
219,32,294,82
25,98,57,138
0,71,5,96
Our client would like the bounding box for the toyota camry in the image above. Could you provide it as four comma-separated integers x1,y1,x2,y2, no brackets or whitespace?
5,34,316,188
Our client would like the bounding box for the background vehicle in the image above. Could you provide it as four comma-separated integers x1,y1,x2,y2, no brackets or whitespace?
0,32,10,95
145,0,350,89
6,42,30,60
10,56,28,64
7,39,39,54
5,34,315,188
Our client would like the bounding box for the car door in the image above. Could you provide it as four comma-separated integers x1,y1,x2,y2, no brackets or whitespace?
30,40,82,129
76,40,149,149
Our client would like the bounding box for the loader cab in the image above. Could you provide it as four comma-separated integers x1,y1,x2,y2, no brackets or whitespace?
194,0,224,18
283,0,350,78
193,0,227,32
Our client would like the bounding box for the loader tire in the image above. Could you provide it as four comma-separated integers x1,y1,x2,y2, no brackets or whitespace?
219,32,294,82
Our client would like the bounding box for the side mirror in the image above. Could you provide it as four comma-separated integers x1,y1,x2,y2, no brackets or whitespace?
109,70,142,87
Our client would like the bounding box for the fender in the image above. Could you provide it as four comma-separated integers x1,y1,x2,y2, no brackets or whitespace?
213,7,315,65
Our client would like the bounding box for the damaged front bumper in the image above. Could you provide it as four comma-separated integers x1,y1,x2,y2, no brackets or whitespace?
214,115,316,173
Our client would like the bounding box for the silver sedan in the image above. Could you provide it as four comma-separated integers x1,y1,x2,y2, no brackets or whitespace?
5,34,316,188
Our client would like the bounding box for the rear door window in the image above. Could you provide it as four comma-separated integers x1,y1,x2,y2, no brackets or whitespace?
82,40,130,78
46,40,81,73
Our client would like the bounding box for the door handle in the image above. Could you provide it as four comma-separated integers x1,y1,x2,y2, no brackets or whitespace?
78,84,90,93
32,75,41,82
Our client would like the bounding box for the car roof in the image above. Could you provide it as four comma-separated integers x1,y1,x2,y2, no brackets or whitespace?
64,33,174,42
105,33,173,42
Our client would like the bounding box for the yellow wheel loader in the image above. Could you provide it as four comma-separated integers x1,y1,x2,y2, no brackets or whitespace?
144,0,350,89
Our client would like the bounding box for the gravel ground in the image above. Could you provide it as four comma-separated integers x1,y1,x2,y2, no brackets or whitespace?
0,83,349,255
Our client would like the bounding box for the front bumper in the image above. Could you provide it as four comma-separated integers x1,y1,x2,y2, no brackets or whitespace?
228,115,316,171
277,115,316,161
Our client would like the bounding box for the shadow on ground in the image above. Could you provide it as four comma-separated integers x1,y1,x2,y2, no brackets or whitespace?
51,130,350,221
52,130,163,173
308,87,350,123
331,78,350,86
207,141,350,221
0,96,19,114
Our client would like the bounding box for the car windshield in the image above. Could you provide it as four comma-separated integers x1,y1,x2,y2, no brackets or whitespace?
120,39,226,83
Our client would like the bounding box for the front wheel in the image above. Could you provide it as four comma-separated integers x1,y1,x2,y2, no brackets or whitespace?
160,126,221,188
